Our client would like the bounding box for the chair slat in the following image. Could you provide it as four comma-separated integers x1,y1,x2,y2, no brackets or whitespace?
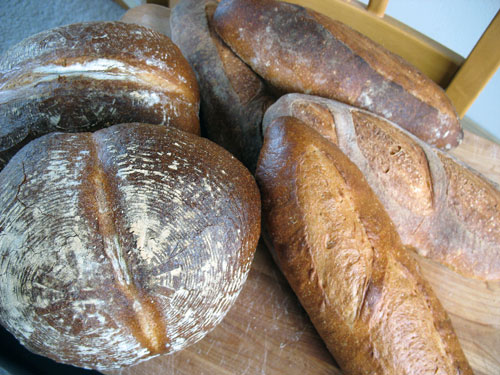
446,10,500,118
367,0,389,17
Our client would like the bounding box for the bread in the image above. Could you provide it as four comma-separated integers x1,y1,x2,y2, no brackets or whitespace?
121,4,173,37
0,21,200,170
262,93,500,281
213,0,462,149
171,0,274,172
0,123,260,370
256,116,472,375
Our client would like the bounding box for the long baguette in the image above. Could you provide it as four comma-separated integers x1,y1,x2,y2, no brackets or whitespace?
255,116,472,375
262,93,500,281
213,0,462,149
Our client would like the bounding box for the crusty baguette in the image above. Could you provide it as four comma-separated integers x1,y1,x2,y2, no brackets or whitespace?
262,93,500,281
0,21,200,169
0,123,260,370
213,0,462,150
256,116,472,375
171,0,274,172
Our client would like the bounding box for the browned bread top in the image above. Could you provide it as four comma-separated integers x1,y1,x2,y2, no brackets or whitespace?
213,0,462,149
0,21,200,169
256,116,472,374
262,93,500,280
0,123,260,370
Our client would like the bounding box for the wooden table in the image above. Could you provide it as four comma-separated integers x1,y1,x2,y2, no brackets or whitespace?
109,129,500,375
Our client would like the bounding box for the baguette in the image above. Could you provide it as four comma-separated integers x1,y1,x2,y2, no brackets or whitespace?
171,0,274,172
213,0,462,149
256,116,472,375
0,21,200,169
262,93,500,281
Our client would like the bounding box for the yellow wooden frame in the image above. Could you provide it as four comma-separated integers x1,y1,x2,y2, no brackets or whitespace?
119,0,499,120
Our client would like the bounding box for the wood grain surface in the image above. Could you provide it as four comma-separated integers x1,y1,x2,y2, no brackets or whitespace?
106,129,500,375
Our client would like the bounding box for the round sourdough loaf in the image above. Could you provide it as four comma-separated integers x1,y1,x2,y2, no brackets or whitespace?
0,123,260,370
0,21,200,169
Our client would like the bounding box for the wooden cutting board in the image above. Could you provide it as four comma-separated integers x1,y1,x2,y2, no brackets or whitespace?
107,129,500,375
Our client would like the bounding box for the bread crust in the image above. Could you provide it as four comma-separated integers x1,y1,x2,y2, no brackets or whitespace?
171,0,274,172
0,21,200,169
213,0,462,149
0,123,260,370
263,93,500,280
256,116,472,375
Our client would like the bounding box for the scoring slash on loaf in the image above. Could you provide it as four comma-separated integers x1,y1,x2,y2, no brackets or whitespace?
213,0,462,149
256,116,472,375
263,94,500,281
171,0,275,172
0,123,260,370
0,21,200,169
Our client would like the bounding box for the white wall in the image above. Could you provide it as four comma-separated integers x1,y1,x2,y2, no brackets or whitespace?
360,0,500,139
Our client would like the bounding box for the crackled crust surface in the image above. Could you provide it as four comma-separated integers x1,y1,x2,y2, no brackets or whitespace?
262,93,500,280
256,116,472,374
0,21,200,169
0,124,260,370
351,110,434,216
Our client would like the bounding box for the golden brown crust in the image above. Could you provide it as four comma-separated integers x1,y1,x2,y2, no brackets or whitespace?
213,0,462,149
262,93,500,280
351,110,434,216
0,21,200,170
0,123,260,370
439,152,500,244
256,116,472,375
288,101,338,145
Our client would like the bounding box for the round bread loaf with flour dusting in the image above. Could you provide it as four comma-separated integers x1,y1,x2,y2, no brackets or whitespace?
0,21,200,169
0,123,260,370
